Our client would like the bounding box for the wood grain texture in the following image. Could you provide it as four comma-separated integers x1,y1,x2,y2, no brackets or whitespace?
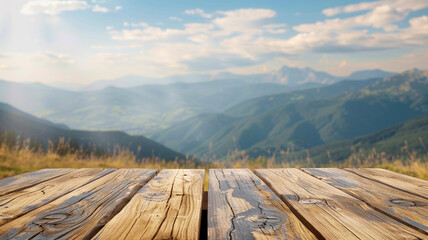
303,168,428,233
0,168,113,225
0,168,74,196
93,169,204,240
255,168,427,240
346,168,428,199
208,169,316,240
0,169,157,240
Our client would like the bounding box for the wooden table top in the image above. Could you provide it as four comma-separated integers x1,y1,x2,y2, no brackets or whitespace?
0,168,426,239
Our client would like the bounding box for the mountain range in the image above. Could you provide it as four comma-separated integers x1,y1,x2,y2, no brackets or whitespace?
153,70,428,160
47,66,394,91
0,65,394,136
0,64,406,163
0,78,315,135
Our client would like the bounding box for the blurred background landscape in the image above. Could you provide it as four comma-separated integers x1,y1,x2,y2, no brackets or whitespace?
1,0,428,180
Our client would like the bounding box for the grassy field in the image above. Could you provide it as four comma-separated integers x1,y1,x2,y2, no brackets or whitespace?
0,141,427,192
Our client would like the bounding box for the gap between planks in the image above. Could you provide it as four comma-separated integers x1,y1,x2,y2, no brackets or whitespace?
254,168,427,240
0,168,75,197
344,168,428,200
208,169,317,240
1,168,427,240
303,168,428,234
0,168,116,225
93,169,205,240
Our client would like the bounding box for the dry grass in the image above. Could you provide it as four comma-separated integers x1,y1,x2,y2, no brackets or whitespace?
0,144,201,179
0,141,427,192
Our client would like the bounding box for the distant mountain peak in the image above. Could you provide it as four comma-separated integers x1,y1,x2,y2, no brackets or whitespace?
38,64,400,91
265,65,337,85
347,69,395,80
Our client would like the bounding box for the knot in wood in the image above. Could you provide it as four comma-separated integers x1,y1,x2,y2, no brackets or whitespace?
252,215,283,225
299,199,323,204
389,199,416,207
35,213,69,223
141,192,169,201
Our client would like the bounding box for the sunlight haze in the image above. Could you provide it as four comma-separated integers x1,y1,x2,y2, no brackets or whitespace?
0,0,427,85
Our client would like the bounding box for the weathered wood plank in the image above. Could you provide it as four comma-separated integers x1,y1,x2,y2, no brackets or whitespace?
303,168,428,233
93,169,204,240
208,169,316,240
0,169,157,239
0,168,74,196
255,168,427,239
346,168,428,199
0,168,114,225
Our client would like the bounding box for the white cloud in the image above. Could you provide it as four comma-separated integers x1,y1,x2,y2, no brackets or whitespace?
113,8,279,42
123,22,150,28
343,2,382,14
284,0,428,54
115,6,122,11
296,5,409,33
112,9,280,41
107,9,289,70
263,24,287,34
323,0,428,17
213,9,276,36
169,16,183,22
322,8,342,17
110,27,187,41
105,4,428,73
323,2,380,16
106,26,114,30
37,52,75,65
184,8,212,18
111,21,215,41
401,15,428,44
92,4,109,13
91,44,143,50
131,22,149,28
21,0,90,15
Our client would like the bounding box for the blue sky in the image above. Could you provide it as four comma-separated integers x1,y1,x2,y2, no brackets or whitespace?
0,0,427,84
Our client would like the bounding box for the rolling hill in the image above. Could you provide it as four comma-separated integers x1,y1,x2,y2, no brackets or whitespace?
280,113,428,165
154,70,428,159
153,77,382,155
0,102,185,161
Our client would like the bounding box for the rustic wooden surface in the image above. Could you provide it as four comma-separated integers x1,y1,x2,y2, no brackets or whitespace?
255,168,427,239
93,169,204,240
0,168,113,225
0,168,74,196
303,168,428,233
0,169,157,239
208,169,316,240
0,168,427,239
346,168,428,199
